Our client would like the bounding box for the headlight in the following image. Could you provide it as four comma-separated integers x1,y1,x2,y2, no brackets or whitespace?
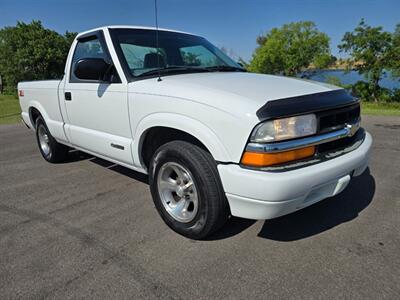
250,114,317,143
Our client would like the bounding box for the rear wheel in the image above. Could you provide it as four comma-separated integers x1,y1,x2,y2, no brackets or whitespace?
149,141,229,239
35,116,69,163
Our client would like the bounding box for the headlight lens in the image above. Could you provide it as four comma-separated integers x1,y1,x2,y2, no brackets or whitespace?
251,114,317,142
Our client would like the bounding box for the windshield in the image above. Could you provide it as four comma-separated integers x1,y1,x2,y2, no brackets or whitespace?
110,29,243,78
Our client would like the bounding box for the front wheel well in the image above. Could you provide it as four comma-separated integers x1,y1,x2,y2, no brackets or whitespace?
140,127,211,169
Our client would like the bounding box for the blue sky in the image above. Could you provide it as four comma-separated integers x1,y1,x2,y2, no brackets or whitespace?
1,0,399,61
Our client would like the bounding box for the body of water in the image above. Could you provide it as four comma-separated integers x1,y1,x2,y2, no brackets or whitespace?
303,70,399,90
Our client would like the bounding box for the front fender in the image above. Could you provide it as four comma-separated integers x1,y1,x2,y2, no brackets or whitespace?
132,113,231,168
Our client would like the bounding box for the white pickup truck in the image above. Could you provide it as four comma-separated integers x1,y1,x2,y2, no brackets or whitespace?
18,26,372,239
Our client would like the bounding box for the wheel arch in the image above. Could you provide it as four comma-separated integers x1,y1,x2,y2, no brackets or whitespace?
133,113,231,170
28,101,50,128
29,106,42,128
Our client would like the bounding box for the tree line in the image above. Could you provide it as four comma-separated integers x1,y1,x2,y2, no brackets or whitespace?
0,20,399,102
0,21,76,94
248,20,399,102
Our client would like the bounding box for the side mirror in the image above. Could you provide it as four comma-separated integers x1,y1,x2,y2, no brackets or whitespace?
74,58,112,81
237,62,244,68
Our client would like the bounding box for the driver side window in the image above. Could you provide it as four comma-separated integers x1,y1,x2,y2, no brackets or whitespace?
71,37,106,72
70,35,121,83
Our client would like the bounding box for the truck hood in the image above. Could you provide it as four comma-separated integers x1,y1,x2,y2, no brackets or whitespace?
131,72,340,119
161,72,338,102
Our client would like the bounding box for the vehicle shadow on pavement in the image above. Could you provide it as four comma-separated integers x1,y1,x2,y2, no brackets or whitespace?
257,168,375,241
64,149,94,162
65,150,149,184
64,150,375,241
206,217,257,240
90,157,149,184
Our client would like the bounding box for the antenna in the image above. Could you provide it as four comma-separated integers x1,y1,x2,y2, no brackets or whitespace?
154,0,162,82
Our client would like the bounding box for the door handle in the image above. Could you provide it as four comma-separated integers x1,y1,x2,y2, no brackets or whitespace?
65,92,72,101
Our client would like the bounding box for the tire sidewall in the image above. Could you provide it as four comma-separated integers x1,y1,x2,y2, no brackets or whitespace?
35,117,54,162
149,145,211,238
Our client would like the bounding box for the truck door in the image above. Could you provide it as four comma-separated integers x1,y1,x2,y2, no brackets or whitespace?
63,30,133,165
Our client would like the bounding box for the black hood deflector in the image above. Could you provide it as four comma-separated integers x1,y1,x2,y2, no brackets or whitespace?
257,89,358,120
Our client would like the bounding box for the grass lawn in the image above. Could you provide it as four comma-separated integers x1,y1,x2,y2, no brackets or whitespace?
0,94,21,125
361,102,400,116
0,94,399,125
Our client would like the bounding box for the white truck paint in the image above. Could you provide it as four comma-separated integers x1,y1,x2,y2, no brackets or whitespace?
18,26,371,238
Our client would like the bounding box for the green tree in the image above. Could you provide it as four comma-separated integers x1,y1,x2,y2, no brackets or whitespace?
248,21,331,76
390,24,400,78
0,21,77,93
339,19,399,102
64,31,78,48
314,54,337,69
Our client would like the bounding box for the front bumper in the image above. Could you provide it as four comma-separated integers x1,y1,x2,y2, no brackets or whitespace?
218,131,372,220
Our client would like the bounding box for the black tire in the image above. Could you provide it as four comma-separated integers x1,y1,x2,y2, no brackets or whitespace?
149,140,230,239
35,116,69,163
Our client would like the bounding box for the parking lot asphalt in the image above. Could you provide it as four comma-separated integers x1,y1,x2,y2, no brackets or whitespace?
0,115,399,299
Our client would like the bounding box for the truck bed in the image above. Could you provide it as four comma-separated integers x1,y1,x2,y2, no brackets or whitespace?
18,79,67,142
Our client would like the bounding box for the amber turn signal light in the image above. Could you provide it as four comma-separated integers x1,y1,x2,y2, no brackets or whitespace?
241,146,316,167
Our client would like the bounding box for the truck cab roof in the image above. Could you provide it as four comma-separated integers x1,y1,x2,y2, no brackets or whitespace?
76,25,197,39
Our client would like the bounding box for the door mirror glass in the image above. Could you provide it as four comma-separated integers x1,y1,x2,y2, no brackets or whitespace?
74,58,111,81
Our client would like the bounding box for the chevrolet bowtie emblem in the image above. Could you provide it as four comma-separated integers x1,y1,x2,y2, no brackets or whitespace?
346,120,360,137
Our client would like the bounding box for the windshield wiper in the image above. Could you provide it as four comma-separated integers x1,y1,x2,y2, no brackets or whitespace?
137,65,246,77
138,66,210,77
205,65,246,72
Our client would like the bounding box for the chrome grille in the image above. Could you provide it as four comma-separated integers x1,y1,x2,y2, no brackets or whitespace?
316,103,361,153
317,103,360,134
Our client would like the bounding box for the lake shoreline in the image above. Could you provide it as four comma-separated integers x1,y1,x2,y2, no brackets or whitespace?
299,69,399,90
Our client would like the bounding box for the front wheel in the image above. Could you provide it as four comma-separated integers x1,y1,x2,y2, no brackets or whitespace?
149,141,229,239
